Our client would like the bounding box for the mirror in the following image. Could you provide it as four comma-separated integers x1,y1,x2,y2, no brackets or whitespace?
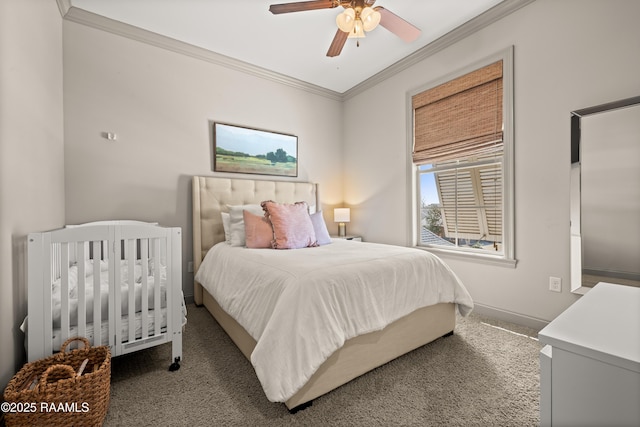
570,96,640,294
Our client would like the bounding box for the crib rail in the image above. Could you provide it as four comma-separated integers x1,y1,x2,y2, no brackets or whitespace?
27,222,182,365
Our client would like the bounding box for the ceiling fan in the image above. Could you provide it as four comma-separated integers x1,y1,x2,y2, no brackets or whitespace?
269,0,421,57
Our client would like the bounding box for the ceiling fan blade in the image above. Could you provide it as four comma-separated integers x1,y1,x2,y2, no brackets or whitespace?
376,7,421,43
269,0,337,14
326,29,349,57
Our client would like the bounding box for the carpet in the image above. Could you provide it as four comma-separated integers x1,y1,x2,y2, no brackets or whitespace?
104,304,541,426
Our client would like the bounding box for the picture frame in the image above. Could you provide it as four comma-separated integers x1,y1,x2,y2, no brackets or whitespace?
212,122,298,177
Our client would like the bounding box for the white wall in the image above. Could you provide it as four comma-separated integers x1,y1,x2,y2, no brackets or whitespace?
343,0,640,325
0,1,65,389
62,20,345,301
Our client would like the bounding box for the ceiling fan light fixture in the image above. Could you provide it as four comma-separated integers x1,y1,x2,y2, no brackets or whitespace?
336,8,355,32
360,6,381,32
347,18,365,39
268,0,421,57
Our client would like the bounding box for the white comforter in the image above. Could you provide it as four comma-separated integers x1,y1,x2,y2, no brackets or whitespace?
195,239,473,403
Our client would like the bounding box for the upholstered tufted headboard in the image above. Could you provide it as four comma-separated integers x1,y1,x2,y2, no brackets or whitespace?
192,176,318,304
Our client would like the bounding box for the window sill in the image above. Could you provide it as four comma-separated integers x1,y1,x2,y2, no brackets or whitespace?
413,245,517,268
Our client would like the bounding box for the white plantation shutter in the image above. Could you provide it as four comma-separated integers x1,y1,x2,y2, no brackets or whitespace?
436,169,480,238
434,161,502,242
480,164,502,241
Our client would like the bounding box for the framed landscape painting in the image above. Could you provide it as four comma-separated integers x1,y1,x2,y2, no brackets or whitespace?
213,122,298,177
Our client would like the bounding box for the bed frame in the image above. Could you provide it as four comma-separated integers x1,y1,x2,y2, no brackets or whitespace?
27,220,183,370
192,176,455,410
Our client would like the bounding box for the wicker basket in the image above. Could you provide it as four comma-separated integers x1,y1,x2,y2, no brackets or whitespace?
3,337,111,427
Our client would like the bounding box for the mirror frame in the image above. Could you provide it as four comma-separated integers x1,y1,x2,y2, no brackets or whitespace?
570,95,640,294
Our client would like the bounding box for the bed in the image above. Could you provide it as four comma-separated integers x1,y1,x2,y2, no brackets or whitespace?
25,220,185,370
192,176,473,410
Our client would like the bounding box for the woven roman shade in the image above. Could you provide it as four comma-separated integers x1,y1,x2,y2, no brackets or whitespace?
413,60,503,164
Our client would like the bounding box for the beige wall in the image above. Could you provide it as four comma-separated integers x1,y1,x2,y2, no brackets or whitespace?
343,0,640,325
62,20,345,301
0,0,65,388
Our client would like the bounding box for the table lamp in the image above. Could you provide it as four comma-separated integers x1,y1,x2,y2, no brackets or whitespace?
334,208,350,237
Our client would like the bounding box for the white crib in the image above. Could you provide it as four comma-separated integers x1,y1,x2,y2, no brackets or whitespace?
26,221,184,370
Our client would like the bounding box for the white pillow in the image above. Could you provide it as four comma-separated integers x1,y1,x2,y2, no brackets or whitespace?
310,211,331,246
221,212,231,242
228,204,264,247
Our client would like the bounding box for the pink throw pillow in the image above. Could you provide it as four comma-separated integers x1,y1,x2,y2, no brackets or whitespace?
261,201,317,249
243,211,274,249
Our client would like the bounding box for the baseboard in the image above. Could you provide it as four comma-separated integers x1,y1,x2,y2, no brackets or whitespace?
583,268,640,282
472,303,549,332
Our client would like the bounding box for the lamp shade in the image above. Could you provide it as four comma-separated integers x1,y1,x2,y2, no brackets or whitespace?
336,8,355,32
347,19,365,39
334,208,351,223
361,7,381,32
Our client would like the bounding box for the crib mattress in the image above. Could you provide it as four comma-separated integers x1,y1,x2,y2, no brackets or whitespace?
22,300,187,352
52,308,171,350
52,259,167,328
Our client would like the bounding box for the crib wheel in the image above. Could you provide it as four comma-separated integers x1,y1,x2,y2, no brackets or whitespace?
169,357,181,372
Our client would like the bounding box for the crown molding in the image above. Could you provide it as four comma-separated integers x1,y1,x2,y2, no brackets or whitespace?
342,0,536,100
62,7,344,101
61,0,535,102
56,0,72,17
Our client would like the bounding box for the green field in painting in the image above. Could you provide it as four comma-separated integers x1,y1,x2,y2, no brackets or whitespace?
215,154,296,176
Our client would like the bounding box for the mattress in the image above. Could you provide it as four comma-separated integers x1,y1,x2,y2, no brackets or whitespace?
51,259,167,328
195,238,474,402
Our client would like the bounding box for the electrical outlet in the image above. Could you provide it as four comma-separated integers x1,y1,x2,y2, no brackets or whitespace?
549,276,562,292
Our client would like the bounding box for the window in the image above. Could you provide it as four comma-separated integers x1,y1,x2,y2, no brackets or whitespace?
409,48,515,265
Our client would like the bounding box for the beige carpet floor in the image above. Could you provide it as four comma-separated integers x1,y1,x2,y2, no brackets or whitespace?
104,304,542,426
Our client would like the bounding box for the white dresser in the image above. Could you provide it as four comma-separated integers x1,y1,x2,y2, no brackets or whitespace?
538,282,640,426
